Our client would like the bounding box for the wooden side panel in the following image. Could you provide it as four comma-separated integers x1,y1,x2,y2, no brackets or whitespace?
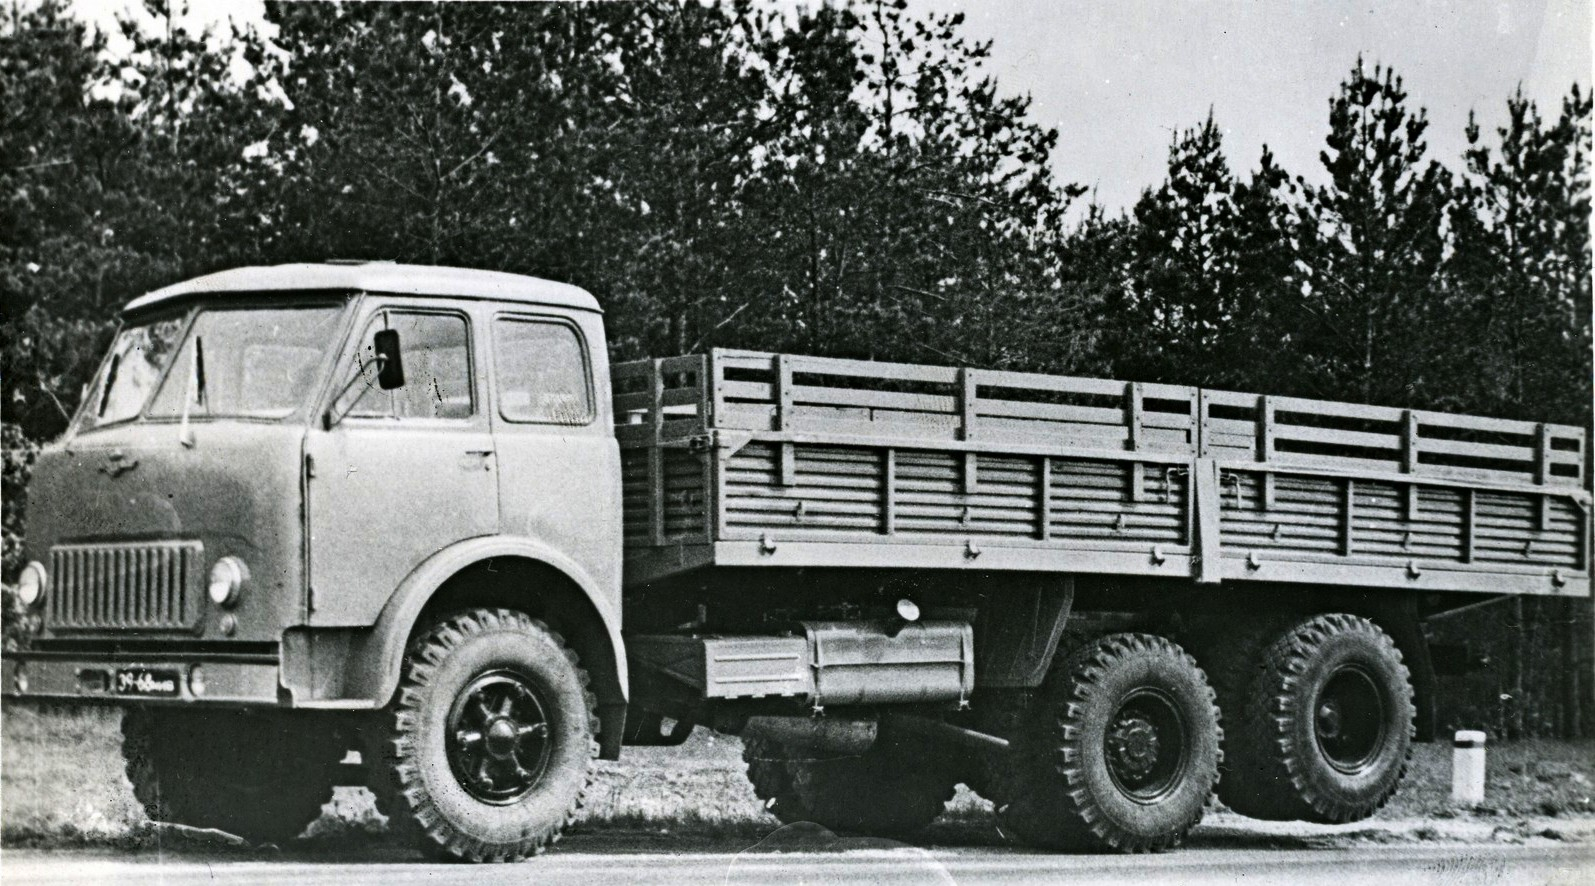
1472,493,1583,568
715,442,1190,551
661,448,710,539
1356,483,1465,561
723,443,883,533
620,446,710,544
895,452,1038,537
1050,459,1188,545
1216,471,1582,570
1220,473,1344,555
614,350,1589,595
620,447,651,544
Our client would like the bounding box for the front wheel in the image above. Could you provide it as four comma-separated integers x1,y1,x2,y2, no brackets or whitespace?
998,633,1221,852
372,609,598,862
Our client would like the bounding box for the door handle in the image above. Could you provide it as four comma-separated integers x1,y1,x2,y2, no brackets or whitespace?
462,449,494,472
465,449,494,456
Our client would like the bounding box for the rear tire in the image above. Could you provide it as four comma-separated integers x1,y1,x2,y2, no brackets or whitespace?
998,633,1221,853
372,609,598,862
122,708,340,844
1222,613,1413,823
741,731,957,837
741,735,817,824
1182,612,1295,812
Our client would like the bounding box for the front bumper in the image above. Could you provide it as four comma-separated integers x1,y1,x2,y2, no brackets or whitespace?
1,653,283,706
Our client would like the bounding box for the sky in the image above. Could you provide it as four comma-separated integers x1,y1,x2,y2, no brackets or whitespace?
928,0,1592,210
70,0,1593,213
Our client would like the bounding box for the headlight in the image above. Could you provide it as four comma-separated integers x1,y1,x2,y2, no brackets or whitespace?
207,556,248,608
17,562,46,608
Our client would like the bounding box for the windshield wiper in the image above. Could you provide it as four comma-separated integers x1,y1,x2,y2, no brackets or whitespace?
194,335,207,408
178,336,205,448
97,355,122,418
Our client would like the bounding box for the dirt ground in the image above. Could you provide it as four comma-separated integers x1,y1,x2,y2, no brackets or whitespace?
2,702,1592,850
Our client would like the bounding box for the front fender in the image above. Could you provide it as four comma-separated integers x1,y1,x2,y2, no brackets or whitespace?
283,535,627,710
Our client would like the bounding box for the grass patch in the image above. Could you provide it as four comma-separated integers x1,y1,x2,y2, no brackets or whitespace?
1377,738,1595,818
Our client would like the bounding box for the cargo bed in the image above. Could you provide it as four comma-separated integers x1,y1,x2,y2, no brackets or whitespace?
614,349,1590,598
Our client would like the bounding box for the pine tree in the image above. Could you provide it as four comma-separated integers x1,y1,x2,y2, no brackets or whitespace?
1114,112,1241,384
1440,85,1593,737
1103,114,1296,391
1293,58,1451,407
1447,85,1592,424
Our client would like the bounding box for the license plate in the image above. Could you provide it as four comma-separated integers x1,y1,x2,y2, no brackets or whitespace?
114,668,181,697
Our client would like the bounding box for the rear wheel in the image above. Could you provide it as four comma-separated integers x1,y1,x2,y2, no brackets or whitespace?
741,735,816,824
742,731,958,837
998,633,1221,852
122,708,341,844
1183,612,1295,812
372,609,598,862
1222,613,1413,823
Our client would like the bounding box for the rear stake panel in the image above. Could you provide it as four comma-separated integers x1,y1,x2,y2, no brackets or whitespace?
615,349,1589,598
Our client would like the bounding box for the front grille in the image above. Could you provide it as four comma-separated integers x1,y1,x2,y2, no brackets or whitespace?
47,542,204,631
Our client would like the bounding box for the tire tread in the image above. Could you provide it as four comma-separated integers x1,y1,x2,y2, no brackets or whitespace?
998,632,1221,853
1225,613,1413,823
375,608,599,862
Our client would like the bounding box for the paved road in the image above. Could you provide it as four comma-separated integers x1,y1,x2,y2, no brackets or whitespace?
4,841,1590,886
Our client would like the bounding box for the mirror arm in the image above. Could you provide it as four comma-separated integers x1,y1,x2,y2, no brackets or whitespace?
323,354,386,430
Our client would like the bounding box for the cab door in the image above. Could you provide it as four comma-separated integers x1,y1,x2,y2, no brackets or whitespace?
304,302,498,626
486,310,622,601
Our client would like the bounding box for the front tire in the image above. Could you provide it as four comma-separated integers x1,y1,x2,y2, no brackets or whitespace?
373,609,598,862
1222,613,1414,823
998,633,1221,852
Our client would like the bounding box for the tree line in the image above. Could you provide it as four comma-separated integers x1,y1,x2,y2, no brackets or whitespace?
2,0,1590,734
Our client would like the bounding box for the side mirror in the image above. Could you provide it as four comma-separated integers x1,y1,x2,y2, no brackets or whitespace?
374,329,405,390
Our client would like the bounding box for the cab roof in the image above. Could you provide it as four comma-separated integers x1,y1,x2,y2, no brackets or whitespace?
122,262,602,316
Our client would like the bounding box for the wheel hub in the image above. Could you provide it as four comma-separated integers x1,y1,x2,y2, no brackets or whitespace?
446,670,554,804
1313,665,1387,774
1316,700,1343,740
1103,688,1188,803
1108,715,1162,776
485,718,520,758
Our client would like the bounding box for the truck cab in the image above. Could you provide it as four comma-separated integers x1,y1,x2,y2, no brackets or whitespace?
6,263,630,853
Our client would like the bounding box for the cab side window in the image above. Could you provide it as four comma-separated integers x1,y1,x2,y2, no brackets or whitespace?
341,311,474,420
493,318,593,425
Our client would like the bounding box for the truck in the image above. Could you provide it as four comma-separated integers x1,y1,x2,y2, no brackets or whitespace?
3,262,1588,861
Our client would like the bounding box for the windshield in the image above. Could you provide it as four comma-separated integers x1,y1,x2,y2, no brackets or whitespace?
83,316,187,428
78,305,344,430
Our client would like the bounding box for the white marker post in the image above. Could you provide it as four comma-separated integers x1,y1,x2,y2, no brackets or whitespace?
1451,730,1487,806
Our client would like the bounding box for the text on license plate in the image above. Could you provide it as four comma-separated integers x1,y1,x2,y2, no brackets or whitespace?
114,669,181,697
